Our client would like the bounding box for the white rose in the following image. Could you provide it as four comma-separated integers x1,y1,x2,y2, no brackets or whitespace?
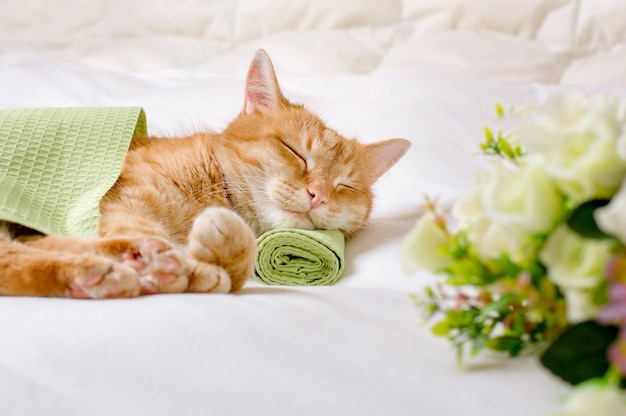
481,158,562,234
453,168,523,259
510,90,626,203
465,215,527,260
540,225,614,323
452,170,485,228
401,211,452,273
561,288,598,324
551,380,626,416
595,179,626,243
452,158,562,260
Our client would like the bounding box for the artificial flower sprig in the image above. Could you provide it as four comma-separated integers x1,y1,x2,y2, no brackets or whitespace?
403,90,626,412
408,200,568,360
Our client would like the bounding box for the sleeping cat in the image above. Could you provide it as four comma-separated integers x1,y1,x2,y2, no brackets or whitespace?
0,49,410,299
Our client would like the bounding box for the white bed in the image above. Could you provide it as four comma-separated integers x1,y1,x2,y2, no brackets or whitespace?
1,1,624,415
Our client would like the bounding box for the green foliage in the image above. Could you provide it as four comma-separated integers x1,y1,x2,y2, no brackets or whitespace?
540,321,620,385
486,336,524,355
592,279,611,307
495,103,505,119
480,127,524,160
567,199,614,239
415,225,568,360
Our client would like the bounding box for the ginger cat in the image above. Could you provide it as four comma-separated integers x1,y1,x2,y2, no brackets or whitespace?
0,49,410,299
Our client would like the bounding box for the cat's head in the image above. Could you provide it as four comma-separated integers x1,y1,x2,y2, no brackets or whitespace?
222,49,410,238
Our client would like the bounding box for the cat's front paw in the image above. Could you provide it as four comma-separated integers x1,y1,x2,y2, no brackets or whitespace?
186,262,231,293
67,259,140,299
187,207,257,291
122,238,190,295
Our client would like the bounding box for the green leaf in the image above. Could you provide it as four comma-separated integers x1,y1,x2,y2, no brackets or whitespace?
497,136,513,158
567,199,613,239
592,279,610,307
478,294,516,319
490,254,520,276
484,126,494,143
540,321,619,385
510,313,526,337
486,335,524,356
471,334,488,355
431,320,451,336
495,103,505,119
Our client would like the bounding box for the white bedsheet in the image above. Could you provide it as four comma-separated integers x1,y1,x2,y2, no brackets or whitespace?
2,1,625,415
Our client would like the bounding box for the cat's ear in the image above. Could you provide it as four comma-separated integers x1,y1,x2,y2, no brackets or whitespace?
365,138,411,183
242,49,285,115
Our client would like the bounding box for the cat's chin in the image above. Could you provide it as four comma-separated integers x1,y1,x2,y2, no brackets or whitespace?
280,213,316,230
267,207,317,230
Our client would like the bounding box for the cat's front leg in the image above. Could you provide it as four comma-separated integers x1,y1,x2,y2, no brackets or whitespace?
0,237,140,298
186,207,257,292
27,236,191,295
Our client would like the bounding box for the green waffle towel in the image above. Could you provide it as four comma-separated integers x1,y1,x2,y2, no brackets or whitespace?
0,107,146,236
254,229,345,285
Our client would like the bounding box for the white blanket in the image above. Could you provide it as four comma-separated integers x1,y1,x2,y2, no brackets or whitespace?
2,1,625,415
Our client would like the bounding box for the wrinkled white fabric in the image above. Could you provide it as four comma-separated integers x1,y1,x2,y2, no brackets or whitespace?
2,0,625,85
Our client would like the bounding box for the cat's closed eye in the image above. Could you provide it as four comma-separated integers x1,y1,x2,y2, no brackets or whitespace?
336,183,357,192
279,140,307,170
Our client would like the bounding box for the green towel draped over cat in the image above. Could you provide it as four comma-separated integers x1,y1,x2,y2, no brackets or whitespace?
0,107,146,236
254,229,345,285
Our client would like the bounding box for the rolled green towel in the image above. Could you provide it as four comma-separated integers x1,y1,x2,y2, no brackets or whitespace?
254,229,345,285
0,107,146,236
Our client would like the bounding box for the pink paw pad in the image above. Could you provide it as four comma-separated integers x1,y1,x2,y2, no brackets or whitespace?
124,238,190,294
69,263,140,299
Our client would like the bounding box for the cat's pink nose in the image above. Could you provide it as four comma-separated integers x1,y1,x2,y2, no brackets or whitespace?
308,188,328,210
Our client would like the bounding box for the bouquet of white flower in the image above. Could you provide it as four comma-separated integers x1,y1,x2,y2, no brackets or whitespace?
402,90,626,414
